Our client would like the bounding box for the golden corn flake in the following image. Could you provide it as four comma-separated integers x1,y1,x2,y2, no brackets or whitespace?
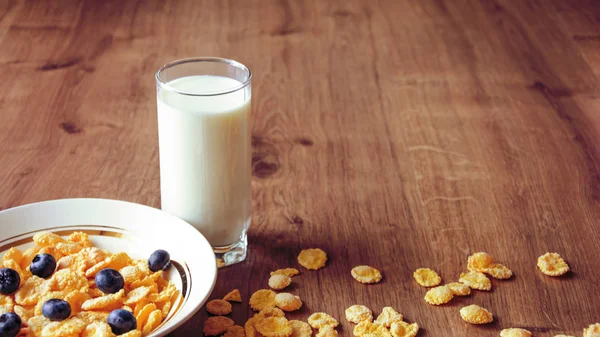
223,325,246,337
50,269,89,292
223,289,242,302
459,271,492,291
82,321,113,337
56,242,84,256
41,317,86,337
130,272,162,289
74,312,109,326
27,315,51,335
142,309,163,336
14,305,34,322
0,295,14,315
119,265,145,286
447,282,471,296
353,321,391,337
148,282,176,303
482,263,513,280
119,330,142,337
390,321,419,337
289,320,312,337
374,307,403,328
123,285,157,305
351,265,383,284
245,318,261,337
316,326,338,337
424,285,453,305
68,232,92,247
274,293,302,312
85,252,132,278
250,289,277,311
136,303,157,330
255,316,293,337
345,304,373,324
33,232,67,247
204,316,235,336
3,259,31,286
308,312,339,329
270,268,300,278
584,323,600,337
206,299,233,315
3,247,24,265
538,252,570,277
34,291,70,316
500,328,532,337
64,291,90,314
298,248,327,270
268,275,292,290
459,304,493,324
467,252,494,272
413,268,441,287
81,289,124,310
255,307,286,319
15,276,50,305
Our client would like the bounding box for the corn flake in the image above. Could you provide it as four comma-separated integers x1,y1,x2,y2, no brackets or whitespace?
203,316,235,336
142,309,163,336
459,304,493,324
308,312,338,329
374,307,403,328
424,285,453,305
353,321,391,337
390,321,419,337
268,275,292,290
554,335,575,337
345,305,373,324
33,232,66,248
297,249,327,270
123,285,157,305
21,246,41,270
254,316,292,337
3,247,24,265
148,282,176,303
467,252,494,272
3,259,31,286
14,305,34,322
538,252,570,277
250,289,277,311
57,242,84,256
81,289,124,311
0,295,14,315
289,320,311,337
482,263,513,280
41,317,86,337
459,271,492,291
82,321,114,337
64,291,91,314
584,323,600,337
223,289,242,303
206,299,233,315
15,276,50,305
351,266,383,284
316,326,338,337
223,325,245,337
130,272,162,289
447,282,471,296
85,252,132,278
270,268,300,278
74,312,109,325
68,232,92,247
245,318,263,337
50,269,89,292
136,303,157,330
27,315,51,335
413,268,441,287
119,266,145,286
255,307,286,319
500,328,532,337
274,293,302,312
119,330,142,337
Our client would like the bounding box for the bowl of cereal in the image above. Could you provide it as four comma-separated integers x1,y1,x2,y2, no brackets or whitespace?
0,198,218,337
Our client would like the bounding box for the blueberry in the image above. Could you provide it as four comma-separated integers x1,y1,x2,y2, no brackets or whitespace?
42,299,71,321
107,309,136,335
148,249,170,272
30,254,56,279
0,269,20,295
95,269,124,294
0,312,21,337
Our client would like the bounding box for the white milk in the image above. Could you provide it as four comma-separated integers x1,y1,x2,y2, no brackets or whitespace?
157,75,251,247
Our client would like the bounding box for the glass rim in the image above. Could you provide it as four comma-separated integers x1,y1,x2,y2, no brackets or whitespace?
155,57,252,97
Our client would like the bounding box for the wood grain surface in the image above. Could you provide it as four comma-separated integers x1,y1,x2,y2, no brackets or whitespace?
1,0,600,336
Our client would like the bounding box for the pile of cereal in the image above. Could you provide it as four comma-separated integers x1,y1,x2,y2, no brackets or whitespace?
0,231,179,337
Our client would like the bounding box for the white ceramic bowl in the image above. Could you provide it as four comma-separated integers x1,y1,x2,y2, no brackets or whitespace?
0,198,217,336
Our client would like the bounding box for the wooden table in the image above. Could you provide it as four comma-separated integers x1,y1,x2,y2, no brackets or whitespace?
1,0,599,336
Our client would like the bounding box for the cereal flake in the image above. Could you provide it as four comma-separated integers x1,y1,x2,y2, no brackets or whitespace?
345,305,373,324
254,316,293,337
308,312,339,329
500,328,532,337
270,268,300,278
459,271,492,291
204,316,235,336
413,268,441,287
298,249,327,270
374,307,403,328
274,293,302,312
223,289,242,303
459,304,493,324
249,289,277,311
390,321,419,337
447,282,471,296
268,275,292,290
206,299,233,315
538,252,570,277
351,266,382,284
424,285,453,305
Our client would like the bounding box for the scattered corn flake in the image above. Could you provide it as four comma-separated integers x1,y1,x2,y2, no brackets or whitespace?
447,282,471,296
160,299,173,318
142,309,163,336
256,307,286,319
353,320,391,337
216,258,225,268
50,269,89,292
249,289,277,311
119,266,145,286
223,289,242,303
14,305,34,322
459,304,493,324
68,232,92,247
268,275,292,290
87,287,104,298
345,305,373,324
289,320,312,337
255,316,292,337
33,232,66,248
15,276,51,305
424,285,454,305
390,321,419,337
351,265,383,284
85,252,132,278
413,268,441,287
136,303,157,330
3,247,24,265
41,317,86,337
270,268,300,278
274,293,302,312
482,263,513,280
119,330,142,337
297,249,327,270
308,312,339,329
27,315,51,335
123,285,157,305
203,316,235,336
148,282,176,303
584,323,600,337
74,312,110,326
245,318,261,337
500,328,532,337
64,291,91,314
467,252,494,272
82,321,114,337
316,326,338,337
81,289,124,311
130,272,162,289
56,242,84,256
459,271,492,291
0,295,14,315
223,325,245,337
537,252,570,277
206,299,233,315
374,307,403,328
134,300,149,317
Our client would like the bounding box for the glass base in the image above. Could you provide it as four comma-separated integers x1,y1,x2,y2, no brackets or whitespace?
214,231,248,268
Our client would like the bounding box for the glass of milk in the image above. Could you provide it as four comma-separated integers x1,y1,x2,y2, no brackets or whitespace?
155,57,252,267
